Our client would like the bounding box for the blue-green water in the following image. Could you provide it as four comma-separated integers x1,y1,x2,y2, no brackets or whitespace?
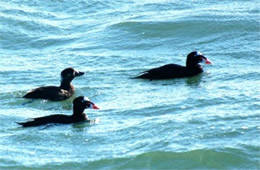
0,0,260,169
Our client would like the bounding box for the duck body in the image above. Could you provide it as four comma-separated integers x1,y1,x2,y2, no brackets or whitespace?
17,96,99,127
23,85,74,101
23,67,84,101
134,51,212,80
135,63,203,80
17,114,87,127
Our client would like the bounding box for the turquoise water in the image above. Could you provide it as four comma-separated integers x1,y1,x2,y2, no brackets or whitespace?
0,0,260,169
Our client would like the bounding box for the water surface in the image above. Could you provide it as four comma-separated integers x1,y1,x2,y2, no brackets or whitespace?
0,0,259,169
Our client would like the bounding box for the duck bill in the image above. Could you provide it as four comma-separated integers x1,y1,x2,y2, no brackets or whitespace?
92,104,100,110
200,56,212,64
76,71,85,77
205,58,212,64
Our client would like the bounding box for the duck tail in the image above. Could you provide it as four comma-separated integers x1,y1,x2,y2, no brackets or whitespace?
16,121,37,127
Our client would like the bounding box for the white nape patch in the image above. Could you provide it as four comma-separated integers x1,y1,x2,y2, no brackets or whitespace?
60,75,63,83
196,51,203,56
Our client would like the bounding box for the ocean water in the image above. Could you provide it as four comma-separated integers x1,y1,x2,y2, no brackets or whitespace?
0,0,259,169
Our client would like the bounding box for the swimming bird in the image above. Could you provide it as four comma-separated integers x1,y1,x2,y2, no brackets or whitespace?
133,51,212,80
17,96,99,127
23,67,84,101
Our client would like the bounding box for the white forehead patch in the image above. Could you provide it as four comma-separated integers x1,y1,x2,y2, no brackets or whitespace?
82,97,90,102
196,51,203,56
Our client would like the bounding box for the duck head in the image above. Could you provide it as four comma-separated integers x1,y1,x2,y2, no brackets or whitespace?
60,67,85,84
186,51,212,68
73,96,99,116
